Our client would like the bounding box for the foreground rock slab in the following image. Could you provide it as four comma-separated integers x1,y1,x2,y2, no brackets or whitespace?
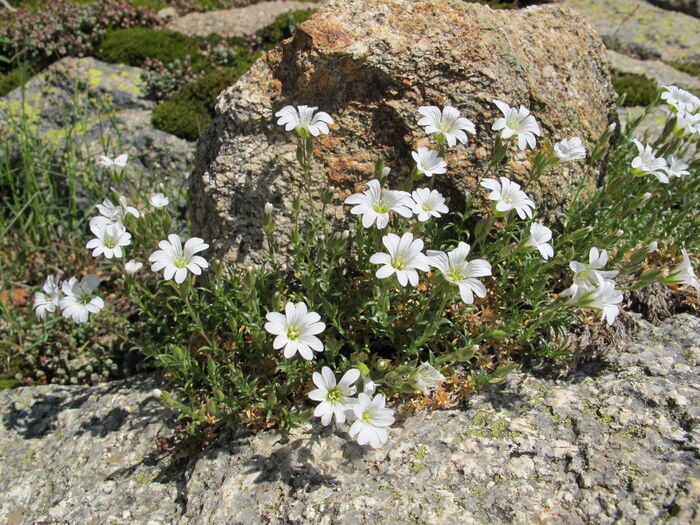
1,313,698,524
192,0,616,265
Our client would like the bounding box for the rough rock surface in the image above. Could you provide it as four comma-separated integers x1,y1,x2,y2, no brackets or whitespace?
165,1,315,38
608,50,700,90
191,0,617,265
648,0,700,17
1,313,698,524
0,57,194,196
563,0,700,63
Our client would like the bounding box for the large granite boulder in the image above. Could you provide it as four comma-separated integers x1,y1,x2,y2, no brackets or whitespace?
1,313,698,523
191,0,617,265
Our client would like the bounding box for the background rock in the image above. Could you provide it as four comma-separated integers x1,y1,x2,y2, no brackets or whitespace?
562,0,700,62
191,0,617,266
1,313,698,524
647,0,700,17
165,1,315,38
607,50,700,90
0,57,194,200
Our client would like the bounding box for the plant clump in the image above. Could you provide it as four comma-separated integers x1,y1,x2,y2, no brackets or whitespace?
612,73,659,107
0,0,158,75
256,9,315,50
96,27,201,67
151,57,258,140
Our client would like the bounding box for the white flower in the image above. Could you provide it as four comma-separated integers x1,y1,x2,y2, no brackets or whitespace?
665,156,690,178
96,154,128,168
412,147,447,178
308,367,360,426
125,259,143,275
149,193,169,208
661,85,700,113
525,223,554,260
91,197,140,229
492,100,541,150
585,275,624,326
480,176,536,219
553,137,586,162
33,275,61,321
413,362,446,394
631,139,668,182
646,241,659,253
674,110,700,136
59,275,104,323
275,105,333,136
561,247,619,302
662,249,699,297
264,302,325,360
411,188,448,222
427,242,491,304
264,202,274,215
149,234,209,284
344,179,413,229
86,222,131,259
370,232,430,287
417,105,476,147
362,378,378,395
347,393,395,449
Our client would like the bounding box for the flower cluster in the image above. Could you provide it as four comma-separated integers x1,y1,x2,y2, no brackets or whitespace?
630,84,700,183
561,248,623,325
34,155,208,324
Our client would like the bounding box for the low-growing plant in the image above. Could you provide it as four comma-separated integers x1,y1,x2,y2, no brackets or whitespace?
151,100,211,141
151,57,259,139
0,0,158,74
96,27,201,67
256,9,315,50
15,81,699,452
142,56,203,102
612,73,659,107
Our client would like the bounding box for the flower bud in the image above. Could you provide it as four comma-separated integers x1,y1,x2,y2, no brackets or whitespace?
264,202,274,215
642,192,652,201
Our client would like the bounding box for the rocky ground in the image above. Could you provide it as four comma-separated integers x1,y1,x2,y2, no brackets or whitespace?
1,313,698,524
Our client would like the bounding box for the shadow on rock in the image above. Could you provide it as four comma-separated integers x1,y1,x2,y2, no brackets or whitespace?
244,437,338,494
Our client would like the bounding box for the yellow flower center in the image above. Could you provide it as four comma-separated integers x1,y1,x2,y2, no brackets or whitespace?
174,256,188,269
392,256,407,271
447,270,464,283
422,203,431,211
372,199,389,214
361,410,373,423
104,239,116,249
326,387,342,403
287,326,301,340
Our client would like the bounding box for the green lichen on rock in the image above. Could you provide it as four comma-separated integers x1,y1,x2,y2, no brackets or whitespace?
96,27,201,67
612,73,659,106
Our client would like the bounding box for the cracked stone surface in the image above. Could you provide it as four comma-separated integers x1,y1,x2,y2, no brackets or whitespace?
1,313,698,524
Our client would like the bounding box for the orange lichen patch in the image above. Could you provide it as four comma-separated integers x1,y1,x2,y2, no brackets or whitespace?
303,17,355,51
